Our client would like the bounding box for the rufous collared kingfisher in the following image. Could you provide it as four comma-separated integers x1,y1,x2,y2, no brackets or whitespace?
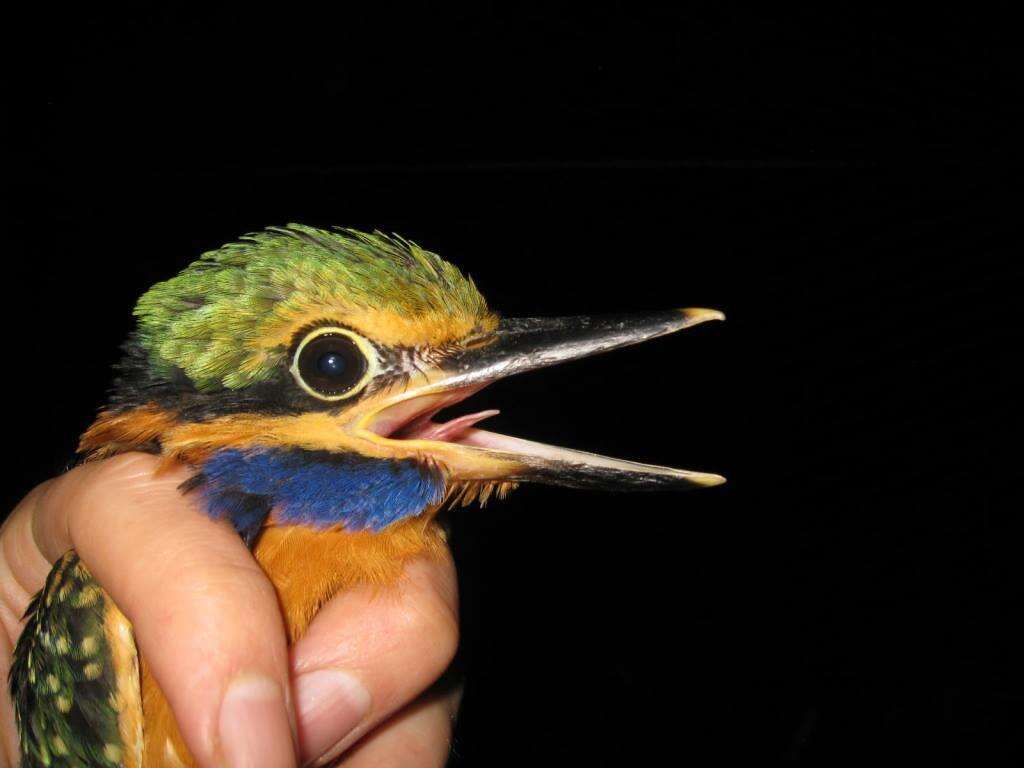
9,225,724,766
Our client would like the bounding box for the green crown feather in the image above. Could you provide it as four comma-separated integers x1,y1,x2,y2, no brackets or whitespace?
134,225,490,391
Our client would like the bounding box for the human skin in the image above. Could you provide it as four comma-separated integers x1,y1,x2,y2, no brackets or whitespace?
0,453,462,767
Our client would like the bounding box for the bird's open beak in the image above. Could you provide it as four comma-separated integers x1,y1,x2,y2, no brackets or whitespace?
357,308,726,494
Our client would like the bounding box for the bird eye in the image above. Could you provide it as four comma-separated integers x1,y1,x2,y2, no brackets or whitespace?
290,327,374,400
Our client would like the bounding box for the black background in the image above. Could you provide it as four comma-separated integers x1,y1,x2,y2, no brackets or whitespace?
10,7,1023,765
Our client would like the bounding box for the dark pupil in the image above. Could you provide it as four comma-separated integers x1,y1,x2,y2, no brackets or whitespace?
298,333,367,396
317,352,347,377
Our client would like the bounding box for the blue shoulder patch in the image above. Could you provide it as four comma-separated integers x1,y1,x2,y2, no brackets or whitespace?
196,448,446,533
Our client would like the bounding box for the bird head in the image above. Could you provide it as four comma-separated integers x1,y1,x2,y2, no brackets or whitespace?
80,225,724,543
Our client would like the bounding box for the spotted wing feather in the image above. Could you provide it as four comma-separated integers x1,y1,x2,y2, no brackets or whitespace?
9,551,135,767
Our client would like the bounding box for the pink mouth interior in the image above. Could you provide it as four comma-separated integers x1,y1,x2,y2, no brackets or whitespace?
369,385,501,444
394,408,500,442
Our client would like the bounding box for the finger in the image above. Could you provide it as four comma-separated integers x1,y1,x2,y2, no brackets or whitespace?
0,482,60,641
21,453,299,767
335,685,463,768
291,553,460,765
1,481,66,768
0,628,19,767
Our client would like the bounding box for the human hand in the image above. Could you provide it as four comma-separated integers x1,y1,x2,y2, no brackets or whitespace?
0,453,461,767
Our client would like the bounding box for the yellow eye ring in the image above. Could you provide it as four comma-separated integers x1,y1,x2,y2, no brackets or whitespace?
289,326,378,401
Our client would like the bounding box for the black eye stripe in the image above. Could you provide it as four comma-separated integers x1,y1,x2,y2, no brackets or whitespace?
294,332,368,398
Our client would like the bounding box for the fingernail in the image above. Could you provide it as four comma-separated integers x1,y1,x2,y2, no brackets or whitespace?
294,669,371,763
220,674,297,768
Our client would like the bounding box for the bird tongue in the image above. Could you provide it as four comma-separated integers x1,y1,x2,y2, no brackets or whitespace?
392,409,500,443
